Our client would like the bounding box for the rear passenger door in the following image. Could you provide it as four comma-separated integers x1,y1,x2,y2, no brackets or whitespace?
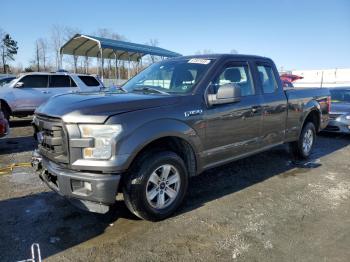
256,62,287,147
49,75,78,97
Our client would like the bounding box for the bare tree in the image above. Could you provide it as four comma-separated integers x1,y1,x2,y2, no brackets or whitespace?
37,38,48,71
195,49,213,55
147,38,159,63
35,40,40,71
33,38,49,72
50,24,65,70
63,26,81,72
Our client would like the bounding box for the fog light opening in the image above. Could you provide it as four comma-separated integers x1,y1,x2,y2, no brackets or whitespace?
71,179,92,196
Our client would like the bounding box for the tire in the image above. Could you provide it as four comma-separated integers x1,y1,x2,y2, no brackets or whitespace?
123,151,188,221
290,122,316,160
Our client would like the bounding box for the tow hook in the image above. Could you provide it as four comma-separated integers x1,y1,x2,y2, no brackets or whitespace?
31,149,43,172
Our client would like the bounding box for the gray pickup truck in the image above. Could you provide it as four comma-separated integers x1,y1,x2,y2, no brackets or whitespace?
32,54,330,221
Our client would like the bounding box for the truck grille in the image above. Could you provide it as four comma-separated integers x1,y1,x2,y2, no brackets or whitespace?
34,114,69,164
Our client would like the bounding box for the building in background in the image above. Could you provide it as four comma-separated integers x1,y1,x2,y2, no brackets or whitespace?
291,68,350,88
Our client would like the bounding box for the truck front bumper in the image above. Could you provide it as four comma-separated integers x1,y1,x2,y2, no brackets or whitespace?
32,150,121,214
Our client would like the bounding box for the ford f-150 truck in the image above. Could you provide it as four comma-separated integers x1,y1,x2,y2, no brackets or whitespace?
32,54,330,221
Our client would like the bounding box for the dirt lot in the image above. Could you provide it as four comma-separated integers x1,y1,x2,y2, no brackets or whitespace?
0,118,349,262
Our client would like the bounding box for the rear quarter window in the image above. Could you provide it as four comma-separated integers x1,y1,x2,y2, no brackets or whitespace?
50,75,77,87
78,76,100,87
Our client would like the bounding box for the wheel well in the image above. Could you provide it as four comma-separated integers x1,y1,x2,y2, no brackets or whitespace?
0,99,11,113
304,110,320,132
131,136,197,177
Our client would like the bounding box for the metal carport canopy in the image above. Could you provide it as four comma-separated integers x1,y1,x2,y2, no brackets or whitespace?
60,34,182,61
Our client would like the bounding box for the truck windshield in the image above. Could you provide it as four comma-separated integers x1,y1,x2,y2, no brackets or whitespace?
330,89,350,103
123,58,213,94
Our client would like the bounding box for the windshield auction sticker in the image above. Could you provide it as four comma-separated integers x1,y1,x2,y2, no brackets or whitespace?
188,58,211,64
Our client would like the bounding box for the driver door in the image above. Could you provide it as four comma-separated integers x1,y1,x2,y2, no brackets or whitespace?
12,75,50,112
203,61,263,167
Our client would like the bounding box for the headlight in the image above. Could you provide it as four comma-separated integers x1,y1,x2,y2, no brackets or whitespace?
345,115,350,120
79,124,122,159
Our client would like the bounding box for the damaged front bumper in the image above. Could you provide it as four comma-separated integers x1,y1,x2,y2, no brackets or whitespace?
32,149,121,214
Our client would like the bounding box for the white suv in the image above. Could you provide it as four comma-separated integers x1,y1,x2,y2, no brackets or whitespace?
0,72,104,120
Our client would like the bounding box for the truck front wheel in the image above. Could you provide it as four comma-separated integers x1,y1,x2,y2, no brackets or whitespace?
290,122,316,159
123,151,188,221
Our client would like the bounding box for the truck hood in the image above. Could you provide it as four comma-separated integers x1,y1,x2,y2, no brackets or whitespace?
36,91,180,123
330,102,350,114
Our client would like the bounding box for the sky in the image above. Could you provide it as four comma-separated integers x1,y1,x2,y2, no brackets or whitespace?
1,0,349,70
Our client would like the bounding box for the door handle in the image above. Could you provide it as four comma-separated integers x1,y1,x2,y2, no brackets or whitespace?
41,91,50,94
251,105,261,113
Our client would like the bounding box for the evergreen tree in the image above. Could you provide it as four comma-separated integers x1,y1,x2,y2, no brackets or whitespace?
1,34,18,73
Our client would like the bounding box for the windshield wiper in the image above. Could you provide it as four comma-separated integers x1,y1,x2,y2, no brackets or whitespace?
133,86,170,95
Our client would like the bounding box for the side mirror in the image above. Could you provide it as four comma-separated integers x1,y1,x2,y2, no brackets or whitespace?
207,83,241,105
15,82,24,88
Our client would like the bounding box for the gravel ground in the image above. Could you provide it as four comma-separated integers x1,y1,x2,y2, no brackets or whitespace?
0,118,349,262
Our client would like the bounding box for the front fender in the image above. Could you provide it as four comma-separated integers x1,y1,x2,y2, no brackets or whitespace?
115,118,203,171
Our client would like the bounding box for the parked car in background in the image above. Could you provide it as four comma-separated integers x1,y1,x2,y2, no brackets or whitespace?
282,80,294,88
0,75,16,87
280,73,303,88
324,87,350,133
0,72,104,120
32,54,330,221
0,103,9,138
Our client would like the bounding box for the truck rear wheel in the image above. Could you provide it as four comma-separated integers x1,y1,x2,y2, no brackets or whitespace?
290,122,316,159
123,151,188,221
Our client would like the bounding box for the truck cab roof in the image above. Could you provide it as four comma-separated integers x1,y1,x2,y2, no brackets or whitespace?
170,53,270,61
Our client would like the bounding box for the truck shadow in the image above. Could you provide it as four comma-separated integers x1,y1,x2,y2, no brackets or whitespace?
181,133,349,214
0,135,36,155
0,134,348,261
0,119,35,155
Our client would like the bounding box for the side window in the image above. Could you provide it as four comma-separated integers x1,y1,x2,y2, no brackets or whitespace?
20,75,48,88
78,76,100,87
257,65,278,94
50,75,77,87
211,64,254,96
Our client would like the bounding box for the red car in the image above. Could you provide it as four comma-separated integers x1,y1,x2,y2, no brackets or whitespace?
0,107,9,138
280,73,303,88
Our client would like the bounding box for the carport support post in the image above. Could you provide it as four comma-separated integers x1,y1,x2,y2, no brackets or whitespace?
114,52,118,84
136,53,139,74
60,53,63,70
128,54,131,79
99,47,104,82
85,56,89,74
73,51,77,73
